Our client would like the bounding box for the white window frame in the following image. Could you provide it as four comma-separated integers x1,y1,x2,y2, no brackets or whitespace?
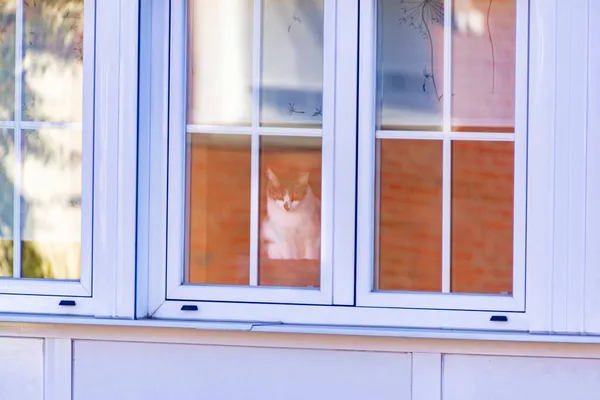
355,0,529,312
167,0,337,305
0,0,137,318
145,0,356,313
142,0,552,332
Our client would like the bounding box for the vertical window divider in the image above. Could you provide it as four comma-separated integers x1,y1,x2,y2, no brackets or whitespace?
441,0,453,293
13,0,23,279
249,0,263,287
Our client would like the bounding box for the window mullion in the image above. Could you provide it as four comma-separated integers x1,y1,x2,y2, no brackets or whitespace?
12,0,24,279
441,0,453,293
249,0,263,287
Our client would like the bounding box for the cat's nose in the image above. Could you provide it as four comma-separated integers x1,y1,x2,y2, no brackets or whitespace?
284,203,291,211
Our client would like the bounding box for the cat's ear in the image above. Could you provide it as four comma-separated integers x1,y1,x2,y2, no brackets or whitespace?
266,168,279,185
297,172,309,186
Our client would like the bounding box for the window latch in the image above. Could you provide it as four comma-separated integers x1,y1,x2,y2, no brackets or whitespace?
59,300,77,307
181,305,198,311
490,315,508,322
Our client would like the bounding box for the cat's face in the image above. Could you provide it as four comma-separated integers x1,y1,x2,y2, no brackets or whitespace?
265,168,310,212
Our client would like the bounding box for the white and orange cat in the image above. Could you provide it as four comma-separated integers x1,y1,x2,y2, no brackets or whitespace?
261,168,321,260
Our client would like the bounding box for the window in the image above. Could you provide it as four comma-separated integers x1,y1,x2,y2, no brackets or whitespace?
0,0,136,316
166,0,337,305
142,0,534,331
357,0,528,312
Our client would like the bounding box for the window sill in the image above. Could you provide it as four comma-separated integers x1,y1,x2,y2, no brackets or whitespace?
0,313,598,345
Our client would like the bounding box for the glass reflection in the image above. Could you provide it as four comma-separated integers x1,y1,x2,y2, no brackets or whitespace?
0,128,14,277
23,0,84,123
21,129,81,279
259,136,322,288
451,0,516,132
185,134,252,286
451,140,514,294
377,0,444,131
376,139,443,292
0,0,16,121
260,0,324,128
187,0,253,126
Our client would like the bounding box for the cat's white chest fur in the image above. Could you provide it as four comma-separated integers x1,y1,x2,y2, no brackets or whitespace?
262,187,321,260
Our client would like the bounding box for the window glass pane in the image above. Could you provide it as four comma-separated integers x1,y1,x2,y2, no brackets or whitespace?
451,0,516,132
451,141,513,295
0,1,86,281
0,128,14,277
259,136,321,288
376,139,443,292
23,0,84,123
21,129,81,280
0,0,16,121
260,0,324,128
186,134,252,286
187,0,253,126
373,0,518,300
377,0,444,131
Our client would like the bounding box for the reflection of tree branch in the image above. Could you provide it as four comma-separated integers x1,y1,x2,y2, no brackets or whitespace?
487,0,495,93
288,102,305,115
399,0,444,101
421,10,441,101
287,13,301,33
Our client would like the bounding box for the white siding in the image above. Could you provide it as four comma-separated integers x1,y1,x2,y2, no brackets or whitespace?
443,354,600,400
0,338,43,400
72,340,412,400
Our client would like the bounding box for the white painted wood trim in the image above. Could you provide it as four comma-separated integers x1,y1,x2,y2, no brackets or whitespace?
584,0,600,334
564,0,589,334
332,0,358,306
5,322,600,359
114,0,140,319
525,0,557,333
44,338,73,400
145,0,171,317
92,0,138,319
135,0,154,319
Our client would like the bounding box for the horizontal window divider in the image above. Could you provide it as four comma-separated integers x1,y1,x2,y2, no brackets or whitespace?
0,121,83,130
186,125,323,137
186,125,254,134
375,130,515,141
20,122,83,130
257,127,322,137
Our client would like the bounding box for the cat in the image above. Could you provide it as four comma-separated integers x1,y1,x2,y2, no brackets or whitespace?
261,168,321,260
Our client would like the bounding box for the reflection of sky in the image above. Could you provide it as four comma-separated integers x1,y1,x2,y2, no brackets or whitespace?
378,0,516,130
378,0,444,129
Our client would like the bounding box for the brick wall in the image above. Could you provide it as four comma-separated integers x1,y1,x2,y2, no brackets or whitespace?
187,136,321,288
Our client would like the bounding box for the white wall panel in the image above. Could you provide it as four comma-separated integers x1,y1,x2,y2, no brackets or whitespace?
72,340,411,400
443,355,600,400
0,337,43,400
